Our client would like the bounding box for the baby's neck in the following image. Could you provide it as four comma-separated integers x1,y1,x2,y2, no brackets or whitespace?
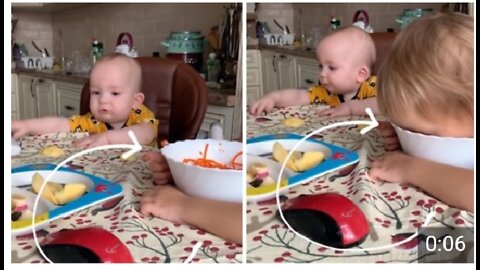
342,91,357,101
108,122,126,130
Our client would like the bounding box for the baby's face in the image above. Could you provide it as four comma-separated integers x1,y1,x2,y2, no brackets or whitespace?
392,109,473,138
316,39,364,94
88,60,138,125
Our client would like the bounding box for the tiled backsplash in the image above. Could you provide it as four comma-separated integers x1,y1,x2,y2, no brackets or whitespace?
13,3,228,63
12,11,54,58
256,3,446,38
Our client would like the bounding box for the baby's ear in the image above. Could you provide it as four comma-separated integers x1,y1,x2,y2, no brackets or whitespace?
132,92,145,108
356,65,370,83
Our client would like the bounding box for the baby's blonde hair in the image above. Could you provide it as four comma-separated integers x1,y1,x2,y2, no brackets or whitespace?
321,26,376,73
91,53,142,92
378,13,473,122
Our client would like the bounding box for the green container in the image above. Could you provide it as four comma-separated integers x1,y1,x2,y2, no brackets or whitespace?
161,31,205,54
396,8,433,29
169,31,203,40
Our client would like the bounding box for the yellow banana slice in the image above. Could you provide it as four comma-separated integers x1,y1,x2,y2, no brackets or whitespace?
281,117,305,128
39,146,65,158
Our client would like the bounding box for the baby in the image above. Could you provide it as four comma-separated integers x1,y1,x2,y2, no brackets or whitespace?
250,26,378,117
12,53,159,148
370,13,473,212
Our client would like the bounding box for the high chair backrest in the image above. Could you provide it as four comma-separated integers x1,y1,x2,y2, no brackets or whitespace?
370,32,397,75
80,57,208,145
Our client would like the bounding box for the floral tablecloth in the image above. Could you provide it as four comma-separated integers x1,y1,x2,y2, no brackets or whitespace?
10,133,242,263
246,105,474,263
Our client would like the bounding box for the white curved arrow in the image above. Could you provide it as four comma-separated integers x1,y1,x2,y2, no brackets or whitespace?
31,130,142,263
275,108,436,253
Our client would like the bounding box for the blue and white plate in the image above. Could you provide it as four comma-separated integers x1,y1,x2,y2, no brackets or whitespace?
11,164,123,236
247,133,359,202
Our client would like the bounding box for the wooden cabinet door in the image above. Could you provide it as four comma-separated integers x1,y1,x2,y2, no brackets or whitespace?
17,75,36,119
260,50,278,94
296,57,320,90
56,82,83,118
276,53,296,89
34,78,56,117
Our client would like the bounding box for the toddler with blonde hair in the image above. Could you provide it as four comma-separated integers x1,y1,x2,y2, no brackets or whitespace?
370,13,474,212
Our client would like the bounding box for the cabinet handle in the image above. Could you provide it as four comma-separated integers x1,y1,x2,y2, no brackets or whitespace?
279,54,287,59
38,78,44,83
64,105,75,110
30,79,34,98
272,55,277,73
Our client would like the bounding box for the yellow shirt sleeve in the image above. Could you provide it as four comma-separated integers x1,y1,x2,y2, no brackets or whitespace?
126,104,160,146
68,104,159,147
356,76,377,99
68,113,108,133
307,85,341,107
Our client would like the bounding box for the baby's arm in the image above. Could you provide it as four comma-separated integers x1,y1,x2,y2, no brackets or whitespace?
347,97,380,115
140,185,242,244
250,89,310,116
12,117,69,139
76,122,155,148
318,97,380,117
370,152,473,212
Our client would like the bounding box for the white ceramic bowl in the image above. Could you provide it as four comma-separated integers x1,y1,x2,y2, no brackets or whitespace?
393,125,474,169
161,139,243,202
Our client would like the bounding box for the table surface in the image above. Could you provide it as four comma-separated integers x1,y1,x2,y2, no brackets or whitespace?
11,132,242,263
246,105,474,263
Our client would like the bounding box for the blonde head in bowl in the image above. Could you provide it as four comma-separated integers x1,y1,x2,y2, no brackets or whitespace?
371,12,474,212
377,12,473,138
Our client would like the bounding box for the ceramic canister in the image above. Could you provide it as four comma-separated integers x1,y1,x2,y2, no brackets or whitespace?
396,8,433,29
161,31,204,54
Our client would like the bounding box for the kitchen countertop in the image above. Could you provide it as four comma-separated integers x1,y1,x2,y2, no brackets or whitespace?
12,68,89,84
12,68,236,107
248,44,317,59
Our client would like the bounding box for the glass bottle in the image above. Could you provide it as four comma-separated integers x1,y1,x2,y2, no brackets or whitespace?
91,39,103,64
207,53,221,82
330,16,341,31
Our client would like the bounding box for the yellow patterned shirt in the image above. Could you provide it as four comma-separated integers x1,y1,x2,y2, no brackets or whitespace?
307,76,377,107
68,104,159,147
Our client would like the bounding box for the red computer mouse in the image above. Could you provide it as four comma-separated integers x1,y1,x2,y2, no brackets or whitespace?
279,193,369,248
40,227,134,263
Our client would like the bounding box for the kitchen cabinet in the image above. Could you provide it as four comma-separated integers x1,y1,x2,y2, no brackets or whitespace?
16,74,84,119
11,73,19,120
295,56,320,89
260,50,298,95
35,78,57,117
17,74,56,119
276,53,296,89
56,81,83,118
260,50,320,94
18,74,55,119
260,50,278,94
246,50,263,105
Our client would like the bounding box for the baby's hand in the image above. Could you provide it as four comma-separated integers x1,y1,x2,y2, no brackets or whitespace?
249,97,275,116
143,148,173,185
12,120,30,139
75,132,111,148
369,151,412,184
378,121,401,151
317,103,352,117
139,185,189,224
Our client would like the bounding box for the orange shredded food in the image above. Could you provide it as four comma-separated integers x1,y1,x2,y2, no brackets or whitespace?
182,144,242,170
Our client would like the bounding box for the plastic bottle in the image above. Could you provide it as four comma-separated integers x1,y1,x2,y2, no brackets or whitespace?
91,39,103,64
207,53,221,82
330,16,341,31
